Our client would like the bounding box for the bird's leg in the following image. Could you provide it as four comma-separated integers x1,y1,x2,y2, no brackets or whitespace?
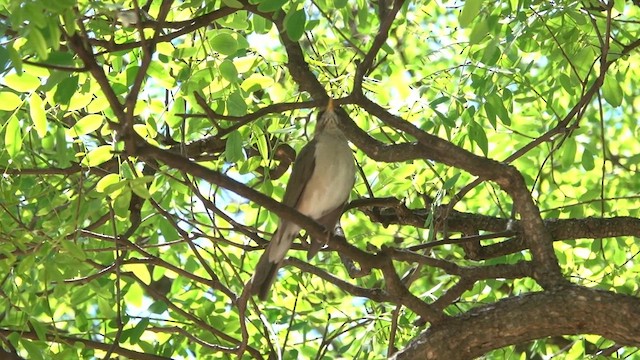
306,227,331,260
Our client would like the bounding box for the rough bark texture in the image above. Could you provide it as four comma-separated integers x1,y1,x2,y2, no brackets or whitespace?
393,285,640,359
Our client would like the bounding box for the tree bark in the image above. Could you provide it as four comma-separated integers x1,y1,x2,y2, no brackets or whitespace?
393,285,640,359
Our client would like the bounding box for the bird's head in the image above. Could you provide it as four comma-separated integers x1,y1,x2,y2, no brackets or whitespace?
315,98,340,134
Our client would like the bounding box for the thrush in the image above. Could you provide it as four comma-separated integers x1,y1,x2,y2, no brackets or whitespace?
248,99,356,300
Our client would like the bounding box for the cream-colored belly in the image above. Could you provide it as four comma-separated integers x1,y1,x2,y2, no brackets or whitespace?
296,133,355,219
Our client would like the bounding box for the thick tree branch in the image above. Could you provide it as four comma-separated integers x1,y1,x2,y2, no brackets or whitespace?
354,198,640,258
393,285,640,360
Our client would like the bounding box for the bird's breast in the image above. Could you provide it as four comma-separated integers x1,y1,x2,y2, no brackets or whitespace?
296,133,355,219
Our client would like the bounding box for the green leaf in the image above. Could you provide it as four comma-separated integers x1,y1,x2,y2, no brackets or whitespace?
158,218,180,241
469,121,488,156
459,0,484,28
581,148,595,171
128,318,150,344
66,114,103,137
252,14,271,34
484,101,496,129
0,45,8,71
130,180,152,199
255,126,269,162
225,130,245,162
4,72,41,92
613,0,625,12
233,55,258,74
29,94,47,137
0,91,23,111
561,137,577,168
63,10,77,35
81,145,113,167
28,27,49,60
5,116,22,157
60,239,87,261
53,75,79,105
429,96,449,107
227,91,247,116
102,180,128,195
487,94,510,126
47,20,61,51
443,173,461,190
210,33,238,56
469,20,489,44
55,126,71,167
480,40,500,65
113,188,132,217
335,0,348,8
219,60,238,82
7,42,22,73
602,74,623,107
20,339,44,360
221,0,244,8
148,300,168,314
147,62,175,89
29,319,47,341
257,0,287,12
285,9,306,41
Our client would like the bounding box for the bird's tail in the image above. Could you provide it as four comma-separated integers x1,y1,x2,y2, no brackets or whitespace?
249,253,281,300
248,226,295,300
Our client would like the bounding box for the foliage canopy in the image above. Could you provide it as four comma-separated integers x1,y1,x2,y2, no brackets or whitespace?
0,0,639,359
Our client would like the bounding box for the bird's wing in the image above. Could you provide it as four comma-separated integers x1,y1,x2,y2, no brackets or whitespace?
281,139,317,208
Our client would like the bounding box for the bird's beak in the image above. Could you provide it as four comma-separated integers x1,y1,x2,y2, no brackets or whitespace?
326,98,334,112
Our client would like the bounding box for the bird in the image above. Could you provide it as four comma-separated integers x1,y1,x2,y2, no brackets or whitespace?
248,99,356,300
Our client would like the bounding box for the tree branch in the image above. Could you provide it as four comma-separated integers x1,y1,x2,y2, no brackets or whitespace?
393,285,640,360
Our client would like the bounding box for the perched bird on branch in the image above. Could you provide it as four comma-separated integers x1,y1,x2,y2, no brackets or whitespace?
248,99,356,300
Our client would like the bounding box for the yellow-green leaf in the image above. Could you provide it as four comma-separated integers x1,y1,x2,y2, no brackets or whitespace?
81,145,113,167
233,55,257,73
67,114,103,137
5,115,22,157
240,74,274,92
4,72,41,92
29,94,47,137
0,92,23,111
96,174,122,193
124,263,151,284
